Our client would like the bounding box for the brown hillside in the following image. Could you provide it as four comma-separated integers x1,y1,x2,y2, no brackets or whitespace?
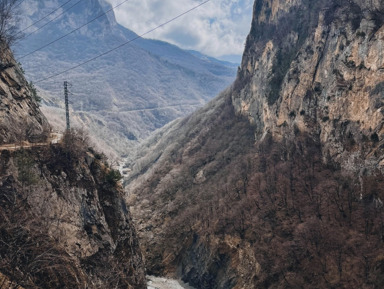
125,0,384,288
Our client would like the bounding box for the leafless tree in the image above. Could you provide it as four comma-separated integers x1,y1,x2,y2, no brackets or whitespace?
0,0,22,49
61,128,90,161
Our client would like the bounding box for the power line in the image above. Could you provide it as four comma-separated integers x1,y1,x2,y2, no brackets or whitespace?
35,0,211,83
21,0,84,39
19,0,74,34
14,0,26,9
18,0,131,60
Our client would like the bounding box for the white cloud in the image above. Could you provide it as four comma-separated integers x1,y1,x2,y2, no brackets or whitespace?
105,0,253,58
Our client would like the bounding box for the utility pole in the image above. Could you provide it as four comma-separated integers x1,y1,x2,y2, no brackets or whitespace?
64,81,70,130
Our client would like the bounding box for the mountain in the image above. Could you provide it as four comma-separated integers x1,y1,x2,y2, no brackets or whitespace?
0,41,146,288
14,0,237,155
187,50,239,69
124,0,384,288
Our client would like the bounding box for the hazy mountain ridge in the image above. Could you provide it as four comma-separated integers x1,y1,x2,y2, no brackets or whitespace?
15,0,236,155
125,0,384,288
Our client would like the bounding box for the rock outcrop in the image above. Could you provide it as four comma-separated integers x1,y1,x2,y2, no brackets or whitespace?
125,0,384,288
1,144,147,288
0,45,50,144
234,0,384,173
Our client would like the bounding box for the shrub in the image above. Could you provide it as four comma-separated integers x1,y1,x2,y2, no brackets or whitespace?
371,132,379,143
61,128,89,161
28,81,41,104
106,169,122,185
15,149,38,187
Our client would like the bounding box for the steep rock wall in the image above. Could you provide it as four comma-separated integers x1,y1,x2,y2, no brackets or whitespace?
0,44,50,144
234,0,384,171
0,144,147,288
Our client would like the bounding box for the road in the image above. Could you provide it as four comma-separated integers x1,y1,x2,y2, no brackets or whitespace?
0,132,62,151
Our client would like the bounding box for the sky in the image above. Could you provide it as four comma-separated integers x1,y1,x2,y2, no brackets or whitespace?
106,0,254,63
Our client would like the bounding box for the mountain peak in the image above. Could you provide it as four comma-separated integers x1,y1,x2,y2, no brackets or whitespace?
21,0,117,37
59,0,117,36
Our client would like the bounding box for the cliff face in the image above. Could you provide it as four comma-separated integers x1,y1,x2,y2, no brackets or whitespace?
234,0,384,171
0,44,146,288
0,46,50,144
1,143,147,288
125,1,384,288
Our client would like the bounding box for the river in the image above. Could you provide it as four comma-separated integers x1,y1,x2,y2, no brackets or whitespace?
147,276,196,289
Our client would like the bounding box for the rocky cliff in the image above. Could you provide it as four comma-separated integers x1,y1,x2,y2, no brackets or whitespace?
0,43,146,288
125,0,384,288
0,45,50,144
234,0,383,173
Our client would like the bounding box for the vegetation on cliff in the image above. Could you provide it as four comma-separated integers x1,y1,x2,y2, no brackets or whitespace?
0,130,147,288
127,91,384,288
125,0,384,288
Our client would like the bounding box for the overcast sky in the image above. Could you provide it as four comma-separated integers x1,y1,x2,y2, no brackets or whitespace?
106,0,254,63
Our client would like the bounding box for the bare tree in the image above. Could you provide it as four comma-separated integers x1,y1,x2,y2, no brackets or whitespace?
0,0,22,49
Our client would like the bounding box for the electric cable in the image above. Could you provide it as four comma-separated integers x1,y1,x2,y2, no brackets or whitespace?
34,0,211,83
14,0,26,9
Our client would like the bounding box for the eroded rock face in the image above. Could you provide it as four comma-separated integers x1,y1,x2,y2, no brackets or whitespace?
0,44,50,144
233,0,383,172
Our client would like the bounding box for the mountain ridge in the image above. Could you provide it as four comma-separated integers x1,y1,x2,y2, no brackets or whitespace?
15,0,236,155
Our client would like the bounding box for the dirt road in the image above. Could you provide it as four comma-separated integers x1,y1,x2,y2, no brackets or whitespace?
0,133,62,151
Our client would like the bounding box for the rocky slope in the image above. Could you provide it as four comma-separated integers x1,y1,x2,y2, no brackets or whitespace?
15,0,236,155
0,43,146,288
125,0,384,288
0,45,50,144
